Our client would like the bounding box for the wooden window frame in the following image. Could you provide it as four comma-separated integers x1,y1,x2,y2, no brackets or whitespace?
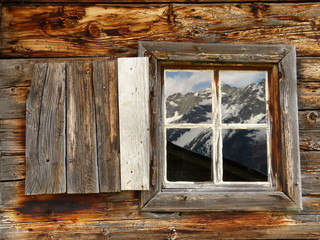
138,41,302,212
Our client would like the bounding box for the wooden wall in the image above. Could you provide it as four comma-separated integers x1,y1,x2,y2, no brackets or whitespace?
1,1,320,239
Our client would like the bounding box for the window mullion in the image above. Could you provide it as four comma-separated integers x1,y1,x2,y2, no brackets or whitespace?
213,70,222,184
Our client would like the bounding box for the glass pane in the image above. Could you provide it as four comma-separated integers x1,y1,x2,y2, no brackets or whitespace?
165,71,213,124
222,129,268,182
166,128,212,182
220,71,267,124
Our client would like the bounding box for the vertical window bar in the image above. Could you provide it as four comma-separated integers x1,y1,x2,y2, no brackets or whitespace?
265,71,272,185
214,70,223,183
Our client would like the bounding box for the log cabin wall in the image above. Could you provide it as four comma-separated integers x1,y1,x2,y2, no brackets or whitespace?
0,1,320,239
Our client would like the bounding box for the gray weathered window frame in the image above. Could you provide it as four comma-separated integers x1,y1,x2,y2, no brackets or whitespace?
138,41,302,212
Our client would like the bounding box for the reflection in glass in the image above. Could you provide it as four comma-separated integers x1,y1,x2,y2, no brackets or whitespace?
220,71,267,124
165,71,212,124
166,128,212,182
222,129,268,182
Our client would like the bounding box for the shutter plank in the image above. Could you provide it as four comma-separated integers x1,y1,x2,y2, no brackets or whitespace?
118,57,150,191
66,61,99,194
93,60,120,192
26,62,66,195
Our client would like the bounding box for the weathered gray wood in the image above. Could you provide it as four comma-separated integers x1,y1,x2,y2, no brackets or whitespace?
93,60,120,192
297,58,320,82
298,82,320,110
118,57,150,191
300,131,320,151
299,110,320,130
140,41,290,63
140,53,161,206
1,0,315,2
0,86,28,119
279,46,302,209
1,58,318,89
0,152,25,181
66,61,99,194
0,59,33,88
142,191,300,212
0,119,25,152
25,62,66,195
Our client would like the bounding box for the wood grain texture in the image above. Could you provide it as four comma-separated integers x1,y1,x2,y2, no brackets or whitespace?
2,4,320,58
279,47,302,208
0,119,25,152
297,58,320,82
299,110,320,130
140,53,161,206
66,61,99,194
1,57,318,88
0,86,28,119
142,191,300,212
0,180,320,239
1,1,320,238
298,82,320,110
92,60,120,192
0,152,25,181
118,57,150,191
2,0,318,3
141,41,290,63
25,62,66,195
300,131,320,151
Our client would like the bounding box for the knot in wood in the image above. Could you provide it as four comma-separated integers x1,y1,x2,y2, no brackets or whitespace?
166,227,177,240
307,111,319,123
86,22,101,38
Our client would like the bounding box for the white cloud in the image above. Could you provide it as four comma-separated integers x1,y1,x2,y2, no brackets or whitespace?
220,71,266,88
165,71,212,97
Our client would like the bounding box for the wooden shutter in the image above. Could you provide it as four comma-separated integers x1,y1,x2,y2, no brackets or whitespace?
118,57,150,191
26,57,150,195
26,63,66,195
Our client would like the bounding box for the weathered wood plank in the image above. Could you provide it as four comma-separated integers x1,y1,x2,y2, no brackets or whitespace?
0,58,115,88
141,41,290,63
25,62,66,195
0,59,33,88
0,119,25,152
2,4,320,57
66,61,99,194
92,60,120,192
297,58,320,82
0,86,28,119
143,191,300,212
2,0,317,3
299,110,320,130
278,47,302,208
298,82,320,110
1,58,318,89
300,131,320,151
1,180,320,239
118,57,150,191
0,152,25,181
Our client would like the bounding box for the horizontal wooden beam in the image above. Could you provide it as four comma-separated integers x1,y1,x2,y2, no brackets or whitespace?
2,3,320,57
2,0,319,3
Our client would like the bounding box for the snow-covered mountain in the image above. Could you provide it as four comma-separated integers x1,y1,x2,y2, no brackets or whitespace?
166,79,268,175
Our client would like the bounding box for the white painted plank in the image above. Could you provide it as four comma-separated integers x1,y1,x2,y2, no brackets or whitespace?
118,57,150,190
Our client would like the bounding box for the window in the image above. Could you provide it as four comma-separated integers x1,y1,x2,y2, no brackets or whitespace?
164,69,269,186
139,41,302,211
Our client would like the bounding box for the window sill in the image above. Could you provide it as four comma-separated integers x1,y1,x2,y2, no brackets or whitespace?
141,190,302,212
